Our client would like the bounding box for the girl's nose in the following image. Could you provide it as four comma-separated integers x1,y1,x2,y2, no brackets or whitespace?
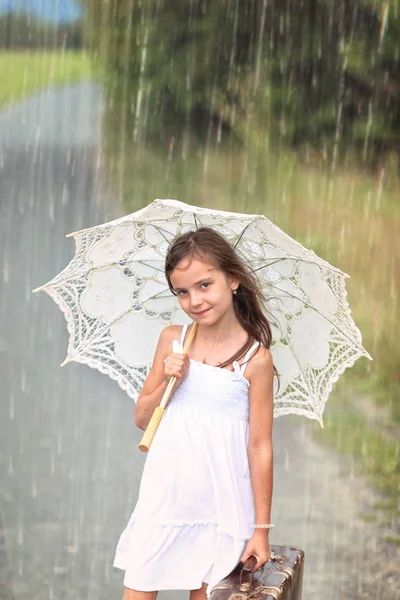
190,293,202,308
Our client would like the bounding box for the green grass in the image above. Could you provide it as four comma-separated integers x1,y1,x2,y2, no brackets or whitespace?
361,514,378,522
0,51,92,108
385,535,400,546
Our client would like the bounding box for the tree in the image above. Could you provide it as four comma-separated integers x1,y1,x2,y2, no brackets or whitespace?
81,0,400,165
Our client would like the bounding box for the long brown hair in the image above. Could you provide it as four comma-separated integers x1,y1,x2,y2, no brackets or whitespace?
165,227,279,380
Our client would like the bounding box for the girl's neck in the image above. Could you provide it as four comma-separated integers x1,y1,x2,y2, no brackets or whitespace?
192,319,248,367
194,311,247,350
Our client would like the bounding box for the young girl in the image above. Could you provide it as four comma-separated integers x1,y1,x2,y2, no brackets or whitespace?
113,227,275,600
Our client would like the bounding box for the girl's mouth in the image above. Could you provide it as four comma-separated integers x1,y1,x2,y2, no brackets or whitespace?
193,308,210,316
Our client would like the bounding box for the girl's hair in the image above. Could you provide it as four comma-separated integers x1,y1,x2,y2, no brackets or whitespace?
165,227,279,380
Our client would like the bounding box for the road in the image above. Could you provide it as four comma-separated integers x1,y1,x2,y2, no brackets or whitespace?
0,82,398,600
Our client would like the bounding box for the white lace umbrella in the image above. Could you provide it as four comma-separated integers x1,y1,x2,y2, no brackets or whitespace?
33,198,371,426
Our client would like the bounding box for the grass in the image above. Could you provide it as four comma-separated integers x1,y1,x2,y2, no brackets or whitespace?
385,535,400,546
0,50,92,108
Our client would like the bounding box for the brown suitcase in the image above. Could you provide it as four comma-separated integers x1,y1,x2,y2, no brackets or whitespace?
210,545,305,600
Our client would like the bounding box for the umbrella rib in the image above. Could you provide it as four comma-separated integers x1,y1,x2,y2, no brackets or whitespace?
142,222,175,245
143,288,175,300
251,258,346,276
263,281,369,356
137,260,165,273
116,218,177,243
233,219,259,249
252,259,286,270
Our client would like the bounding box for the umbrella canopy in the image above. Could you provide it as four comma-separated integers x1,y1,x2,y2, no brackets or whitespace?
34,198,371,425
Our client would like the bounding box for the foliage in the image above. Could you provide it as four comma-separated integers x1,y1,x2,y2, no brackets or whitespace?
81,0,400,165
0,12,84,49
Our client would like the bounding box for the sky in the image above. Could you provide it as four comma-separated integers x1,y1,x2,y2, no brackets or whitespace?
0,0,82,24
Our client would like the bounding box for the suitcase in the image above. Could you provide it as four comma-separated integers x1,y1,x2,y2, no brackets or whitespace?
209,545,305,600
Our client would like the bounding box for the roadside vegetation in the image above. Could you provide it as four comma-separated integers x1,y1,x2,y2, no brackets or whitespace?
0,51,92,108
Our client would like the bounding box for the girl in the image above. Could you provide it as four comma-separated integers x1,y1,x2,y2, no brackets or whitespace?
113,227,275,600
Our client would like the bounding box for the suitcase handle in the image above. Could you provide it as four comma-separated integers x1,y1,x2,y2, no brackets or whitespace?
242,556,258,572
241,551,282,586
243,552,280,571
240,556,257,588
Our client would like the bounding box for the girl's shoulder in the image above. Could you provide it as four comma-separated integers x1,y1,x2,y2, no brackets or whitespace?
158,324,184,346
154,325,184,363
245,344,273,380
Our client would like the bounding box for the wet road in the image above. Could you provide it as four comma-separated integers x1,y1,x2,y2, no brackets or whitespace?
0,82,134,600
0,82,398,600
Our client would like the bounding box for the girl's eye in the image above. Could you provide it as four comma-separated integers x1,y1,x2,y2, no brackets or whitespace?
200,282,209,289
177,290,187,296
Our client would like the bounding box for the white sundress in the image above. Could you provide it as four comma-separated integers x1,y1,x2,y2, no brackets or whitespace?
113,325,260,595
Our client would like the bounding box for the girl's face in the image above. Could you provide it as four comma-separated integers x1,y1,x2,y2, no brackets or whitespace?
170,254,239,324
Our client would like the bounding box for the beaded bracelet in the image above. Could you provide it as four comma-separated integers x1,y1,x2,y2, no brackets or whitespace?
253,524,274,529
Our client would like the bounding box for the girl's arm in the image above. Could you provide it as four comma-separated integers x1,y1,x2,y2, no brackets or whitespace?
134,325,189,430
240,347,274,571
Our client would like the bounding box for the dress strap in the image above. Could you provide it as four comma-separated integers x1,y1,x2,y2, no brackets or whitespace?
180,324,189,347
240,341,260,375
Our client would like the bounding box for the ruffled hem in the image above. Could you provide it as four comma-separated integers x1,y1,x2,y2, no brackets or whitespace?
117,517,250,540
113,517,248,596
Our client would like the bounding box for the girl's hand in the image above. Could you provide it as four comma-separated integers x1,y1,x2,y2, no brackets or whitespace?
240,530,271,572
164,352,190,389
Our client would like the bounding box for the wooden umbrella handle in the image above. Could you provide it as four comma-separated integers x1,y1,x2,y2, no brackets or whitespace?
138,322,198,453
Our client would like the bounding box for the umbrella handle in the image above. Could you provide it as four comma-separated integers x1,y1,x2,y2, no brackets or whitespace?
138,405,166,452
138,322,198,453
